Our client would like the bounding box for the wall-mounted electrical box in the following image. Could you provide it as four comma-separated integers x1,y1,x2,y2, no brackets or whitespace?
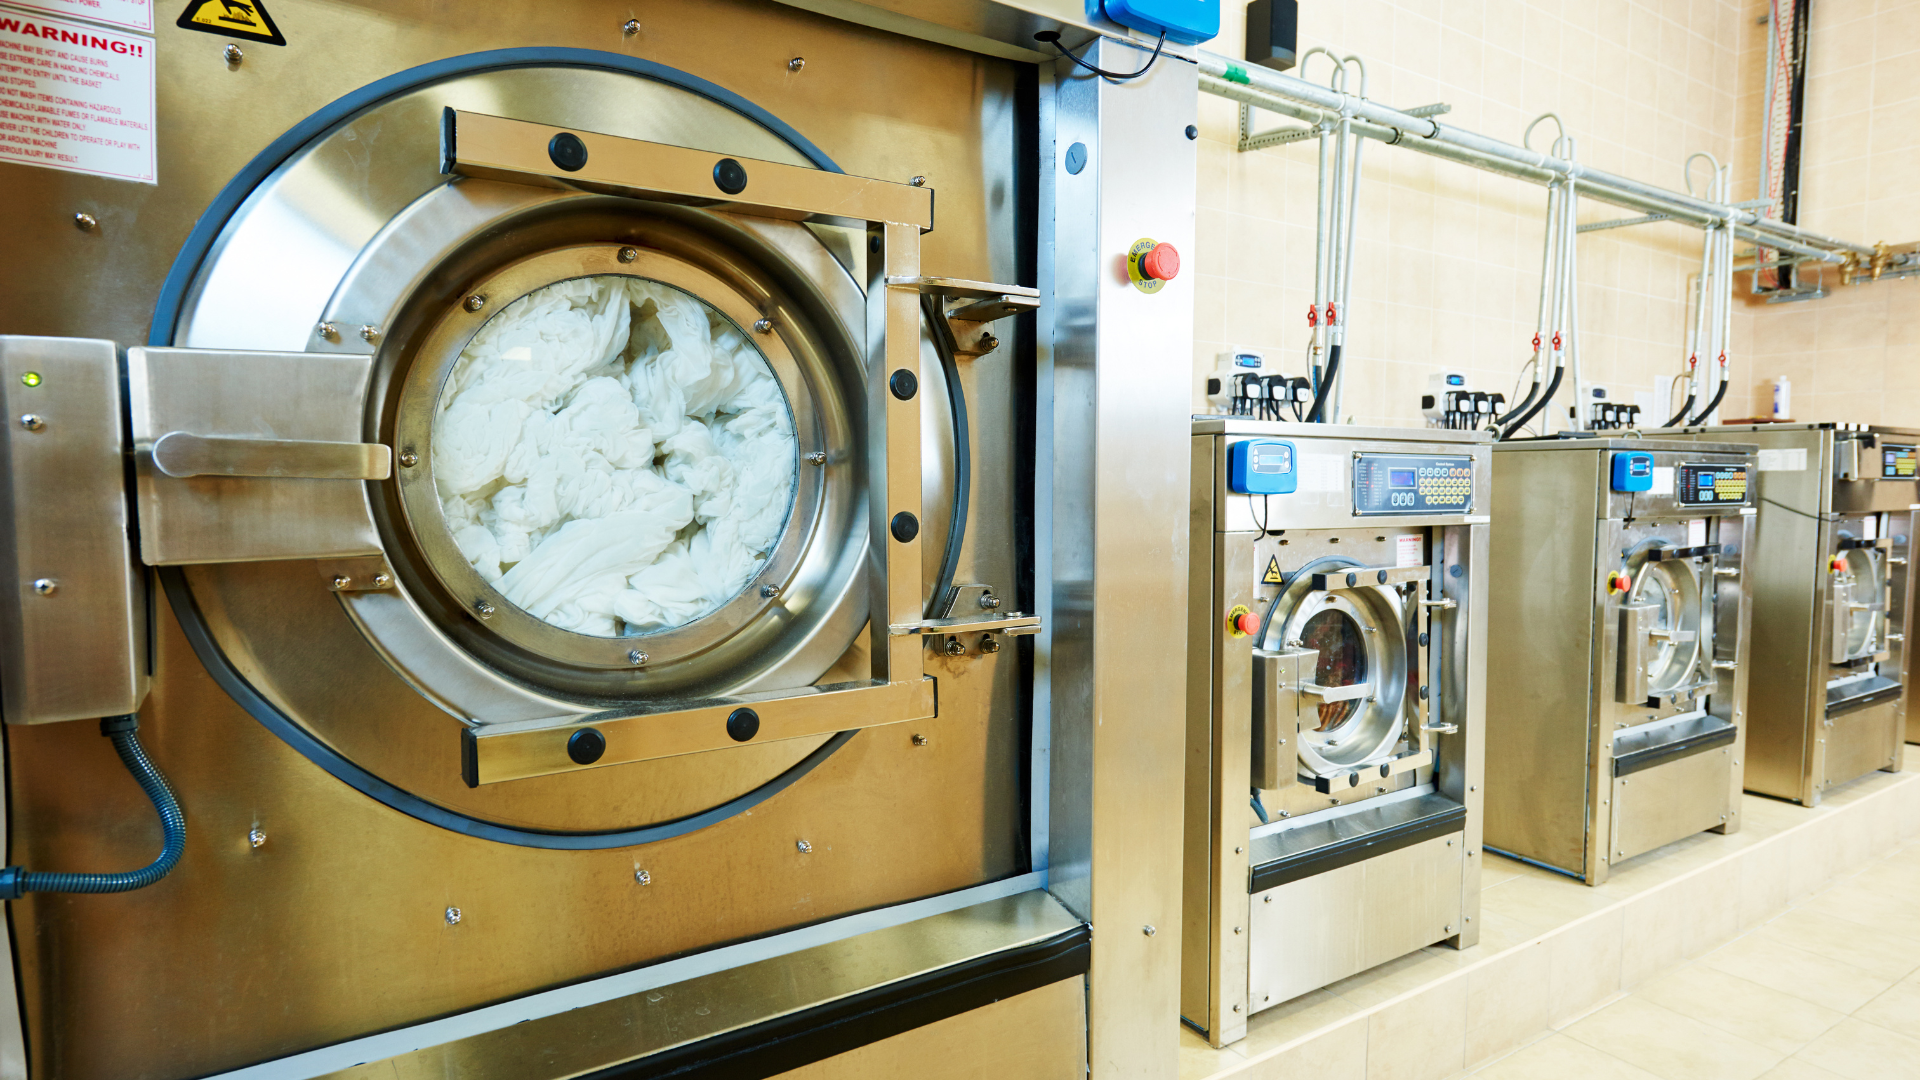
1244,0,1298,70
1090,0,1219,45
1228,438,1297,495
1610,451,1655,493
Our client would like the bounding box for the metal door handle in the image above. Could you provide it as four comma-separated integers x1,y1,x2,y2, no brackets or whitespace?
1714,566,1741,577
1712,660,1738,671
151,431,392,480
1888,633,1905,642
1421,723,1458,735
1419,597,1456,610
1299,681,1373,702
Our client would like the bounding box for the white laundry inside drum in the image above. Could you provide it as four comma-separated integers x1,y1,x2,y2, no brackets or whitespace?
432,274,798,637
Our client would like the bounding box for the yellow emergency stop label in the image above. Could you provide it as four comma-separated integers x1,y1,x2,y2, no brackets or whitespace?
1262,556,1283,585
177,0,285,45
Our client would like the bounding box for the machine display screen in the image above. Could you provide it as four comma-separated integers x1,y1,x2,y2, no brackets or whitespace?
1352,454,1473,516
1676,463,1750,506
1883,444,1917,479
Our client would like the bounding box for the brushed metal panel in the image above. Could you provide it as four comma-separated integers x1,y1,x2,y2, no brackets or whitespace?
0,336,148,725
1044,39,1195,1079
303,890,1078,1080
1247,832,1463,1010
126,348,382,564
768,976,1086,1080
1823,697,1902,789
1610,745,1733,863
1483,446,1600,875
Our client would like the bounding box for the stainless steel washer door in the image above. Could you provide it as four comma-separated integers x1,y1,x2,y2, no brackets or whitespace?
1270,575,1411,777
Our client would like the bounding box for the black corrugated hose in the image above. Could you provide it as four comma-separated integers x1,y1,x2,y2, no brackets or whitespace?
1662,393,1696,428
920,293,971,617
1304,344,1342,423
1498,363,1563,440
0,714,186,900
1688,380,1729,426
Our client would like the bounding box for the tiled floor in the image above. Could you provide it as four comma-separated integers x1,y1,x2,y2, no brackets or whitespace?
1179,765,1920,1080
1470,838,1920,1079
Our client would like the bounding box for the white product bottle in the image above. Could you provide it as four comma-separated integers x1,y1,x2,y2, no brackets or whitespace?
1772,376,1791,421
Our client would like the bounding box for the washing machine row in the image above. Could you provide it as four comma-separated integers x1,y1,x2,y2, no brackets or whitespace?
1182,420,1916,1049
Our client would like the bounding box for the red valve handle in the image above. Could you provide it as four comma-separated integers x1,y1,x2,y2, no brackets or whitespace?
1551,331,1563,350
1325,302,1338,325
1532,333,1541,351
1308,305,1319,327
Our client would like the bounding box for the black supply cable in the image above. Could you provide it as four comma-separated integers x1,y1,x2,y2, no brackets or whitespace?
921,293,972,617
1662,393,1697,428
1688,380,1728,426
1305,344,1342,423
0,714,185,900
1036,29,1167,81
1499,363,1563,440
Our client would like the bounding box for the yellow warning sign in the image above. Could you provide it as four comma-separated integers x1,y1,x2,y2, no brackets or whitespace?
1262,556,1283,585
177,0,285,45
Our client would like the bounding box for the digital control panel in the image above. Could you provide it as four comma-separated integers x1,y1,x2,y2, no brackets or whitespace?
1352,453,1473,516
1228,438,1297,495
1883,444,1917,479
1677,463,1750,506
1611,451,1654,493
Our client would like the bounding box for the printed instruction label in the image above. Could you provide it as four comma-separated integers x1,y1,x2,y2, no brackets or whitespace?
1298,453,1344,494
1757,447,1808,472
1650,466,1676,497
0,8,154,183
3,0,150,32
1395,534,1423,568
1687,518,1708,547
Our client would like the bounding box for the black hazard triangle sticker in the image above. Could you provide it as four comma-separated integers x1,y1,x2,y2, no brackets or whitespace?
177,0,286,45
1262,556,1284,585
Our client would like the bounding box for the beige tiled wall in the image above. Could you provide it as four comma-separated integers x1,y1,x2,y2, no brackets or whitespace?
1193,0,1915,430
1726,0,1920,426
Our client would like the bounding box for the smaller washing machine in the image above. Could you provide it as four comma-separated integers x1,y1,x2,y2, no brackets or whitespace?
1485,437,1756,884
1181,420,1487,1047
1670,424,1915,803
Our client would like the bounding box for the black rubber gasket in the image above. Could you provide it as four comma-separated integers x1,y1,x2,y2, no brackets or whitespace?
579,924,1090,1080
1613,720,1738,777
146,51,859,850
1250,803,1466,893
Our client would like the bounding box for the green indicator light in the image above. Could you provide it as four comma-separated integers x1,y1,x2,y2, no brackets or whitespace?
19,372,40,387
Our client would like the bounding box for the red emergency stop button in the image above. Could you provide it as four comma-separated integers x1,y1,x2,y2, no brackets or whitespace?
1142,242,1180,282
1831,556,1849,573
1225,604,1258,638
1234,612,1260,636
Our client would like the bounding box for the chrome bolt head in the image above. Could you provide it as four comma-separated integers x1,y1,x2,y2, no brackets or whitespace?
316,322,338,340
72,212,96,231
911,733,928,746
753,317,774,334
760,583,781,599
474,599,495,620
788,57,805,71
622,18,641,34
463,294,486,312
1142,925,1156,937
634,868,651,885
806,450,827,466
978,593,1000,610
979,332,1000,351
223,43,243,64
627,649,647,666
398,449,418,468
943,636,966,656
329,574,350,591
18,414,43,432
618,246,639,263
444,906,461,925
796,840,812,854
370,573,391,589
248,828,266,849
358,325,379,343
980,633,1000,654
910,175,927,187
30,578,55,596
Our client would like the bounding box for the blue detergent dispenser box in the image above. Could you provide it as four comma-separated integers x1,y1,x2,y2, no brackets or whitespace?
1088,0,1220,45
1229,439,1297,495
1611,451,1655,492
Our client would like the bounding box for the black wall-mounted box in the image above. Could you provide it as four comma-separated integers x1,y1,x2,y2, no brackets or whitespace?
1245,0,1299,70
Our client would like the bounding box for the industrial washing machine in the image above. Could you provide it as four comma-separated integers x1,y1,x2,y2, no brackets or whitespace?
1670,424,1915,804
0,2,1205,1077
1485,438,1755,884
1182,421,1488,1046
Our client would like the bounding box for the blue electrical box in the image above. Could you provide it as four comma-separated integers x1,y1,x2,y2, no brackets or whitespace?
1229,439,1297,495
1611,451,1655,493
1089,0,1220,45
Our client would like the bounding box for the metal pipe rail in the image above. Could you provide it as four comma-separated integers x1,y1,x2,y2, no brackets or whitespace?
1198,53,1875,265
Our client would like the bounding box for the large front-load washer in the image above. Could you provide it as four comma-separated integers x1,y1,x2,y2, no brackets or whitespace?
1181,420,1488,1047
1670,424,1915,804
0,4,1203,1077
1485,437,1756,884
